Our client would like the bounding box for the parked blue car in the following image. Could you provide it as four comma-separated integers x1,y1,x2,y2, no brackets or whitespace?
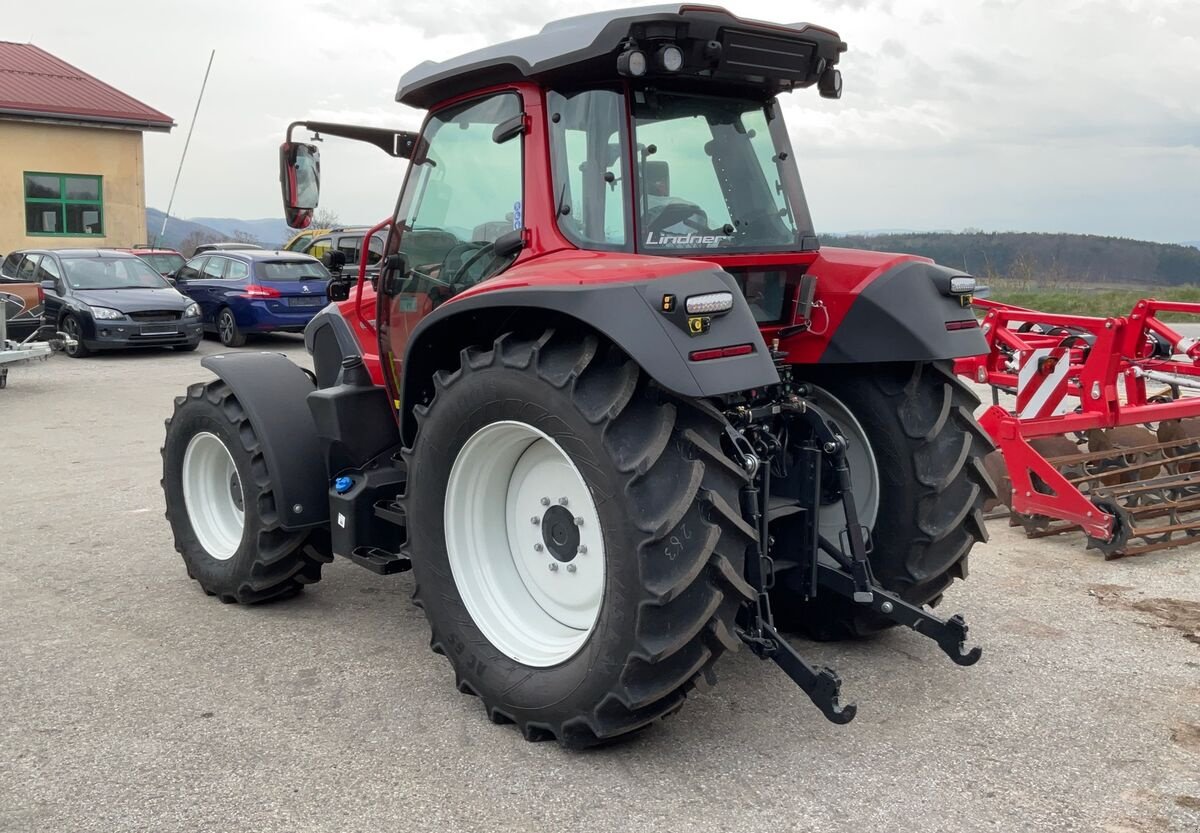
173,250,330,347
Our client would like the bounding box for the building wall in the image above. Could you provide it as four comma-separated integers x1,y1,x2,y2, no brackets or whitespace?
0,119,147,254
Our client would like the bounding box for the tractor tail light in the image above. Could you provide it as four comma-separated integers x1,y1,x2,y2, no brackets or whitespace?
689,343,755,362
241,285,282,298
945,319,978,331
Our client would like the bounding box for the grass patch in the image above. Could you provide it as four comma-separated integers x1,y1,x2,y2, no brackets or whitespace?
985,278,1200,321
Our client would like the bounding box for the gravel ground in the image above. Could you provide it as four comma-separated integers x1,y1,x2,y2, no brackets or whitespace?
1,338,1197,833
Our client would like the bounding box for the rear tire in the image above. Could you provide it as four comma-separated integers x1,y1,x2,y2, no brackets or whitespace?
161,379,330,603
774,361,995,639
402,329,755,747
217,308,246,348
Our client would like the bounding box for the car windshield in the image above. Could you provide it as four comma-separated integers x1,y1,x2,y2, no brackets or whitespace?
254,260,328,281
139,253,185,274
631,92,816,254
61,257,170,290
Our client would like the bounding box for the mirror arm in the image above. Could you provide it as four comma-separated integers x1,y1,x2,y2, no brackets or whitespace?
286,121,418,159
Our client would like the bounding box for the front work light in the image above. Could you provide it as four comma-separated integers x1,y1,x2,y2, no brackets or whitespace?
949,276,977,294
617,49,647,77
657,44,684,72
686,291,734,315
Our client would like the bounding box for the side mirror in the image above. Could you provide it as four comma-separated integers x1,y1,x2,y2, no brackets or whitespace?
327,277,352,302
279,141,321,229
322,250,347,273
40,279,56,292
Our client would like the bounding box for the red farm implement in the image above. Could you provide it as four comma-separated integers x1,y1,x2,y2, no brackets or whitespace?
957,297,1200,558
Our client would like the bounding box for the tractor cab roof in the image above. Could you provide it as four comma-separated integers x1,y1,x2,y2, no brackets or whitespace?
396,4,847,110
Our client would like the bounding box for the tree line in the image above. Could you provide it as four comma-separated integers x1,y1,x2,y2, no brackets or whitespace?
826,231,1200,286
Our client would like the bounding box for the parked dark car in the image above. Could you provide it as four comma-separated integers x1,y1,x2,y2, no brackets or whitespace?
118,247,186,280
18,249,202,358
192,242,263,255
173,250,330,347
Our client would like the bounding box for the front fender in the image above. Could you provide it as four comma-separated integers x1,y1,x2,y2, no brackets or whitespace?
200,352,329,530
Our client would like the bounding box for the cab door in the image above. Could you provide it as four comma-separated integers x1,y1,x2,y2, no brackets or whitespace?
378,91,525,400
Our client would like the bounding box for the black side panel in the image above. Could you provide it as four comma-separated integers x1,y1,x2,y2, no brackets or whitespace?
819,261,988,364
304,304,363,388
400,267,779,439
200,353,329,529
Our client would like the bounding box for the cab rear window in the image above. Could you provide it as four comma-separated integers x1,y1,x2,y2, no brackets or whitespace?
254,260,328,281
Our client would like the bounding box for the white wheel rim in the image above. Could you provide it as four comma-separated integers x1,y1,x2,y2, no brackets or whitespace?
182,431,245,560
444,421,606,667
808,385,881,541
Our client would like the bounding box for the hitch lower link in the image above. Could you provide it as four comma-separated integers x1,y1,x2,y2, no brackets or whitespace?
728,399,982,725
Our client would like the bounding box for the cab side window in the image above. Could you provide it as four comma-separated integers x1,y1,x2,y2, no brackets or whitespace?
397,92,523,288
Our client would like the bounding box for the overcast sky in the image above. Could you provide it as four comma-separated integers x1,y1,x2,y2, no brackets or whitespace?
8,0,1198,243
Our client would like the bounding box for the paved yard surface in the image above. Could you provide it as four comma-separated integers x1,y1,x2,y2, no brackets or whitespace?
2,339,1198,833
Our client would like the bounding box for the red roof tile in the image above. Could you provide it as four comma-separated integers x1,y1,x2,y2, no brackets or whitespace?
0,41,173,130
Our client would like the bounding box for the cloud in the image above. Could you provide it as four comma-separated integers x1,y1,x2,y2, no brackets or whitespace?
3,0,1195,242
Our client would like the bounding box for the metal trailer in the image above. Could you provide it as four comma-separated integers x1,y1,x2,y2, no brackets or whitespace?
0,309,53,389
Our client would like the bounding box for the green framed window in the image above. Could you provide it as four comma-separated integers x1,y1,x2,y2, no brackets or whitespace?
24,172,104,236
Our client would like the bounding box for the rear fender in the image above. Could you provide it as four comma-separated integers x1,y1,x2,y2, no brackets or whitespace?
819,261,987,363
398,268,779,443
199,352,329,529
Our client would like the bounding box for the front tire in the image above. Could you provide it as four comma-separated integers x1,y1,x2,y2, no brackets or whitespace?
61,315,91,358
161,379,330,603
403,329,755,747
774,361,995,639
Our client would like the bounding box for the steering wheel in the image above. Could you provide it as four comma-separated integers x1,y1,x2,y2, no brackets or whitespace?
644,201,711,235
440,241,487,280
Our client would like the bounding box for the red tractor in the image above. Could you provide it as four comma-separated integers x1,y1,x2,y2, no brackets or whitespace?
162,5,993,746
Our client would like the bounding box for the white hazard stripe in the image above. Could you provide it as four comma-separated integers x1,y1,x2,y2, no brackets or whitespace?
1017,347,1070,419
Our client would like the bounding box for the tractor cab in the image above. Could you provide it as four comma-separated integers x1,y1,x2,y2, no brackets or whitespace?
280,6,849,375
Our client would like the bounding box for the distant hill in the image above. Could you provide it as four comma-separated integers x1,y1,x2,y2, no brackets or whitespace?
824,231,1200,286
145,209,291,255
1186,241,1200,250
145,209,226,254
190,217,291,248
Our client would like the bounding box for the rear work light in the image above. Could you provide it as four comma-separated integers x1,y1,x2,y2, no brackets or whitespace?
241,285,282,298
689,343,755,362
686,291,734,314
617,49,647,77
949,276,976,294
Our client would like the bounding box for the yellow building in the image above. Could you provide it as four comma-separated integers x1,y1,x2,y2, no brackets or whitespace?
0,42,173,254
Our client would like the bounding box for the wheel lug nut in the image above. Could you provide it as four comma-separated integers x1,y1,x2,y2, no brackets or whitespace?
548,562,558,572
574,516,584,526
534,543,544,552
577,545,587,555
558,497,569,506
540,497,551,506
531,516,540,525
566,564,577,573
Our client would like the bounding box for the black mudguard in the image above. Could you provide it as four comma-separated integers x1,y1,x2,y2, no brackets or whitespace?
819,261,988,364
399,267,780,439
200,352,329,530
